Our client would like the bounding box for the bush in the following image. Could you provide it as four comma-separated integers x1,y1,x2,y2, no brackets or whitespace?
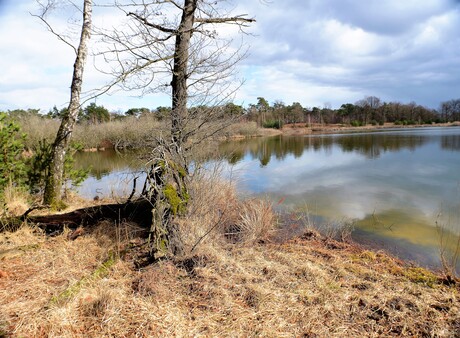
0,112,27,192
263,120,283,129
350,120,362,127
27,139,89,196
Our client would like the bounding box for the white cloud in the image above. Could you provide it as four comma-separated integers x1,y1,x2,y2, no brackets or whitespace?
1,0,460,111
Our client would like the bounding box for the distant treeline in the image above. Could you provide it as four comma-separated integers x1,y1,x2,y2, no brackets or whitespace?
245,96,460,128
2,96,460,149
5,96,460,128
1,103,250,150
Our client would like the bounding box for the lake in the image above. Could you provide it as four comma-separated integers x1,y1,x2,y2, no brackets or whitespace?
74,127,460,272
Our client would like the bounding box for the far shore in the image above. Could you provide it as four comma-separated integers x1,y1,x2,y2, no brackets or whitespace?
260,121,460,137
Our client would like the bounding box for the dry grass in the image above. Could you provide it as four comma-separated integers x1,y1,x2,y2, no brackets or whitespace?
180,167,275,253
1,183,30,218
72,116,165,149
1,224,459,337
1,178,459,337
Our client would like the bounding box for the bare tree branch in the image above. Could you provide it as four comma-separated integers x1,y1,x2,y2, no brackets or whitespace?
195,15,255,25
31,1,78,55
127,12,178,34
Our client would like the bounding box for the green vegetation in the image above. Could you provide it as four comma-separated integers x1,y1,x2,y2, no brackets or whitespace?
28,139,88,198
0,112,27,192
0,112,88,214
263,119,283,129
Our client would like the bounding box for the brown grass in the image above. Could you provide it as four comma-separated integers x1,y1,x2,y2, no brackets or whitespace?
1,179,459,337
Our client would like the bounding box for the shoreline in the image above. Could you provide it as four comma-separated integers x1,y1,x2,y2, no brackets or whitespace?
267,121,460,137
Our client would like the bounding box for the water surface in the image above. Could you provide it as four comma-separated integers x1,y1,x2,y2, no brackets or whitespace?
75,127,460,271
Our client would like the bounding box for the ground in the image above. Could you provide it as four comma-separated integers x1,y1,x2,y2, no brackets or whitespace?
1,223,459,337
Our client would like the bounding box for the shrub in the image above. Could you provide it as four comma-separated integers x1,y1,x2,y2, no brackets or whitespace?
350,120,362,127
27,139,89,196
263,120,283,129
0,112,27,192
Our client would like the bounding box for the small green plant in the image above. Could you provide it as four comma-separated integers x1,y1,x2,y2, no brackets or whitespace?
0,112,27,192
27,139,89,198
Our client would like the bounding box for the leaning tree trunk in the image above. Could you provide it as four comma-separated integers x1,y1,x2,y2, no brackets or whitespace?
43,0,92,206
144,0,197,258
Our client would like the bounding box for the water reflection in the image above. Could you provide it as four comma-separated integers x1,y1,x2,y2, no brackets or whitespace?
74,149,145,179
74,127,460,272
216,127,460,271
441,133,460,152
74,150,147,198
218,129,452,166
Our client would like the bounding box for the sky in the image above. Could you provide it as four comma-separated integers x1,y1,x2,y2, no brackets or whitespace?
1,0,459,113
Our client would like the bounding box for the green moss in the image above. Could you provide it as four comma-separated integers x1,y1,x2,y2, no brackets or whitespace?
403,267,438,287
163,184,181,215
50,199,68,211
163,180,189,215
158,159,166,170
177,165,187,178
49,252,117,306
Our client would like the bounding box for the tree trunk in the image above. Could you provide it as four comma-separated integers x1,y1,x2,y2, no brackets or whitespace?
145,0,197,258
43,0,92,206
171,0,196,148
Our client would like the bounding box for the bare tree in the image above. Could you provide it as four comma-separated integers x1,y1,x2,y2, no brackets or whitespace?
98,0,254,257
34,0,93,207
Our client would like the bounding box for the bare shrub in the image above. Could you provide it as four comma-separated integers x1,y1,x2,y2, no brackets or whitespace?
73,116,165,149
17,115,60,148
436,210,460,280
228,198,275,245
223,121,260,138
178,164,276,253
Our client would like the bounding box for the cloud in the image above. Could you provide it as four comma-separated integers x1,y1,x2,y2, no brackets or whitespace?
1,0,460,111
238,0,460,108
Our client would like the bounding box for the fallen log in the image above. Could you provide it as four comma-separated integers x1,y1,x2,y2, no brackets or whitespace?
26,198,153,234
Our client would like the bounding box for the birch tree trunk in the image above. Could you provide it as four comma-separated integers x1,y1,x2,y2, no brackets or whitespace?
43,0,92,206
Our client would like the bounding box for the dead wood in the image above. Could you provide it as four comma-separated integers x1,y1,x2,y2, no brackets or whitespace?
26,198,153,235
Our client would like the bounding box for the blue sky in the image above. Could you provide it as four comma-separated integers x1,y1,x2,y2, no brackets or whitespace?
1,0,459,113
